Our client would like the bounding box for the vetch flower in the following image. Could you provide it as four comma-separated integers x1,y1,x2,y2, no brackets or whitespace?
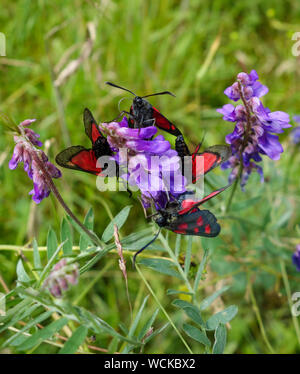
292,245,300,272
218,70,291,189
43,258,79,298
8,119,62,203
100,117,187,208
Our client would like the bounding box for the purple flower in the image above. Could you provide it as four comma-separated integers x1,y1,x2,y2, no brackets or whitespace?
100,117,186,209
292,245,300,272
8,119,61,203
224,70,268,101
43,258,79,298
218,70,291,189
290,116,300,145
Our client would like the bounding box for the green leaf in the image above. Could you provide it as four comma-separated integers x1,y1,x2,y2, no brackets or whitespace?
183,323,211,347
206,305,238,330
101,206,132,243
59,325,88,354
166,289,193,296
61,218,73,255
122,296,149,353
79,208,94,251
138,308,159,340
5,310,52,347
184,236,193,275
38,242,66,286
172,300,204,327
231,196,261,212
66,215,101,247
16,259,31,283
193,249,209,293
33,239,42,274
139,258,183,279
199,286,230,311
212,324,227,354
47,228,58,260
16,317,68,351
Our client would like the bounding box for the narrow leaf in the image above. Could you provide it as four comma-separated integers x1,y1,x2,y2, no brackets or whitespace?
212,324,227,354
61,218,73,255
183,323,211,347
199,286,230,311
16,259,31,283
47,228,58,260
17,317,68,350
79,208,94,251
139,258,183,279
206,305,238,330
101,206,132,243
33,238,42,273
59,325,88,354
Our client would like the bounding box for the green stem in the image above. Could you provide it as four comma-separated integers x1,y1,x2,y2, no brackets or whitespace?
32,152,101,248
159,234,194,295
225,174,239,212
135,264,193,354
279,259,300,347
248,275,275,354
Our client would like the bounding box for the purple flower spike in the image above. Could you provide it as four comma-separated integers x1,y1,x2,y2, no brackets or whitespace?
100,117,186,209
218,70,291,189
8,119,61,203
292,245,300,272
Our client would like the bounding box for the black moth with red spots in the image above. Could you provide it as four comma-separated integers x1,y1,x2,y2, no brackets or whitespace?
133,186,230,266
106,82,182,136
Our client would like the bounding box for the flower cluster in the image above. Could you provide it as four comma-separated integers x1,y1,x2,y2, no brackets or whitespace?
217,70,291,189
43,258,79,298
100,117,186,209
292,245,300,272
8,119,61,203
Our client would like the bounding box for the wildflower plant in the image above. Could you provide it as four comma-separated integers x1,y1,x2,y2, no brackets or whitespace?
217,70,291,198
1,111,236,355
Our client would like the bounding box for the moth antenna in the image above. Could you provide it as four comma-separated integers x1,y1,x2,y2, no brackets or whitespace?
105,82,136,97
132,228,161,268
142,91,176,99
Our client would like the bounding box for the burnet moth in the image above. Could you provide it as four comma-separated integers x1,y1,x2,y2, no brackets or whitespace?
133,185,230,267
105,82,182,136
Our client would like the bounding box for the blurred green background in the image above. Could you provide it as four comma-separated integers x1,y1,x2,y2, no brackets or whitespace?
0,0,300,353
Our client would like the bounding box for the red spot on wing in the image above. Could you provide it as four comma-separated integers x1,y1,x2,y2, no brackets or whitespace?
71,150,103,175
205,224,211,234
179,199,197,215
197,216,204,226
178,223,188,230
194,227,199,233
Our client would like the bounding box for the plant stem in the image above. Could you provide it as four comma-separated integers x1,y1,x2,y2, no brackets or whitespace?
32,152,101,248
279,259,300,347
135,264,193,354
248,275,275,354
